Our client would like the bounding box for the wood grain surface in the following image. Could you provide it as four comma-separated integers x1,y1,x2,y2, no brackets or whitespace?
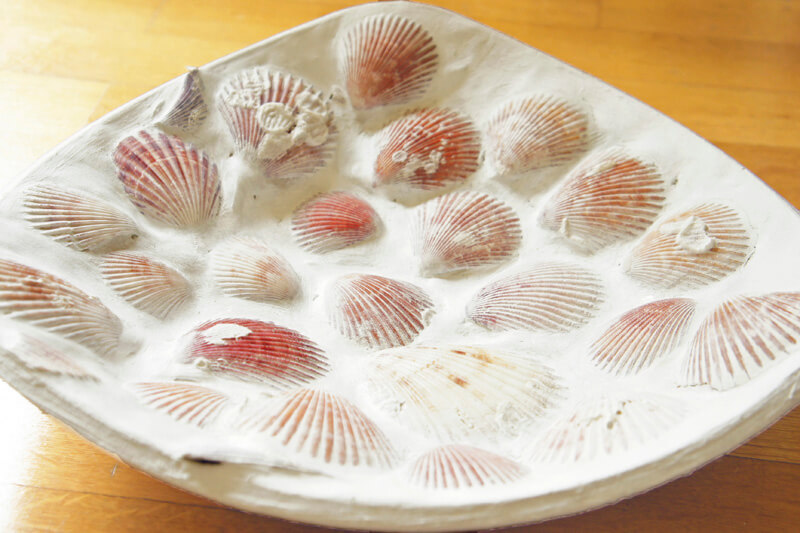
1,1,799,531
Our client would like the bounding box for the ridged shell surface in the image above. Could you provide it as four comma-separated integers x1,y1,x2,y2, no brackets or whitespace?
0,328,95,379
134,382,228,428
487,95,591,175
374,108,481,191
366,345,561,441
113,130,221,227
244,388,395,468
160,68,208,133
415,191,522,276
101,252,191,318
540,150,666,253
529,396,685,463
211,237,300,303
468,263,605,333
184,318,329,388
217,68,334,179
684,292,800,390
409,444,526,489
628,203,753,289
292,191,381,253
327,274,434,348
591,298,696,375
0,259,122,355
23,185,139,252
342,14,437,109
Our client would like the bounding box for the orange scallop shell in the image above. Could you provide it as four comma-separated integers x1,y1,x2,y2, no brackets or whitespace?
409,444,526,489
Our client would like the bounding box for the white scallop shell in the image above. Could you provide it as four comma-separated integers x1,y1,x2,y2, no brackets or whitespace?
408,444,526,489
211,237,300,303
366,345,561,441
415,191,522,277
159,67,208,133
0,323,96,380
23,185,139,252
133,381,229,428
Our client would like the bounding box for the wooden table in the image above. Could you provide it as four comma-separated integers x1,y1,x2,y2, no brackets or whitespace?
1,1,799,531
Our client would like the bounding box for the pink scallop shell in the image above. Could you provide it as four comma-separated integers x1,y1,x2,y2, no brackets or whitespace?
211,237,300,303
245,388,395,468
0,259,122,355
292,191,381,253
627,203,753,289
415,191,522,276
342,14,437,109
134,381,229,428
591,298,696,375
374,108,481,191
184,318,329,388
540,149,667,253
684,292,800,390
409,445,526,489
487,95,591,175
113,130,221,227
101,252,191,318
217,67,334,180
468,262,605,333
159,68,208,133
23,185,139,252
327,273,435,349
366,345,561,441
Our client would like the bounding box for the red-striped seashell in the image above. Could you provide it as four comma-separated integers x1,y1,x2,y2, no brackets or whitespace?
244,388,395,468
528,395,684,463
184,318,329,388
684,292,800,390
540,149,667,253
291,191,381,253
342,14,437,110
327,274,435,349
0,326,95,379
409,445,526,489
211,237,299,303
133,382,229,428
627,203,753,289
23,185,139,252
100,252,191,319
0,259,122,355
468,262,604,333
159,68,208,133
591,298,696,375
415,191,522,276
366,345,560,441
217,67,334,179
374,108,481,191
487,95,591,175
113,130,221,227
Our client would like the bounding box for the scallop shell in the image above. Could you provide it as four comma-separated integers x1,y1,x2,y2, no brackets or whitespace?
327,274,435,349
366,345,561,441
529,396,685,463
0,259,122,355
468,263,605,333
0,325,95,380
415,191,522,276
684,292,800,390
540,149,667,253
134,382,229,428
23,185,139,252
374,108,481,191
113,130,221,227
244,388,395,468
184,318,329,388
487,95,591,175
159,68,208,133
217,67,334,179
591,298,696,375
100,252,191,319
211,237,299,303
627,203,753,289
409,445,526,489
342,14,438,110
292,191,381,253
